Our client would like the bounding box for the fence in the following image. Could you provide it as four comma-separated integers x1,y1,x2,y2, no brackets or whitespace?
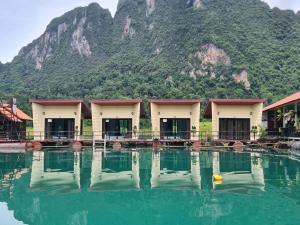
0,130,260,142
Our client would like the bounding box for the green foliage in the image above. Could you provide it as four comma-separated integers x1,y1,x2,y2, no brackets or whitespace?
1,0,300,112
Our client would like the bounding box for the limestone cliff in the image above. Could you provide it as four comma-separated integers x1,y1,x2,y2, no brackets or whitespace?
1,0,300,103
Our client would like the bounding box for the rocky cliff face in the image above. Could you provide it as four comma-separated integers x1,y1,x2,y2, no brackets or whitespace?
15,3,113,70
1,0,300,104
233,70,250,90
188,44,231,79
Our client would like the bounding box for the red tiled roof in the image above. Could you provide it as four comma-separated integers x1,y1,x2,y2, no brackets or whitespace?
14,108,32,121
263,92,300,112
91,99,142,106
30,99,84,106
149,99,200,105
204,99,265,118
0,104,32,121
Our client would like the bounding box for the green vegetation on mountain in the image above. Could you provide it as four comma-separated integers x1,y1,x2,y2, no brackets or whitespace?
0,0,300,110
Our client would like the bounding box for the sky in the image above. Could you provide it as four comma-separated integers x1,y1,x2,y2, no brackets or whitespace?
0,0,299,63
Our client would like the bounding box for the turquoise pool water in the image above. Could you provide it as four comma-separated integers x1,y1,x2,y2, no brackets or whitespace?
1,149,300,225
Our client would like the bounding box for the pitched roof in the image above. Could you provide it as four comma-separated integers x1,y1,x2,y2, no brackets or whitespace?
0,104,32,121
263,92,300,112
91,99,142,106
204,99,265,118
149,99,200,105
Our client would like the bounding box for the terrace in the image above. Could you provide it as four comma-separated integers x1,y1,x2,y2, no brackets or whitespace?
263,92,300,139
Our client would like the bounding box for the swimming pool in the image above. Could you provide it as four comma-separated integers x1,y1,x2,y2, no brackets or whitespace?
1,149,300,225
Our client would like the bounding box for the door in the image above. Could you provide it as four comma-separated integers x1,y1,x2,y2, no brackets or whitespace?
219,118,250,140
160,119,190,139
102,119,132,139
45,119,75,140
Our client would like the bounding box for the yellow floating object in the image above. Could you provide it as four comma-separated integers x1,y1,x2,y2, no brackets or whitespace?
213,175,223,182
214,180,223,185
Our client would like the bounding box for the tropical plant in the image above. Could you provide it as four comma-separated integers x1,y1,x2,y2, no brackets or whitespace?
251,126,258,139
276,109,296,126
191,125,197,137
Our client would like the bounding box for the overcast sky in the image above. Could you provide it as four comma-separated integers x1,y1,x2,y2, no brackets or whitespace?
0,0,299,63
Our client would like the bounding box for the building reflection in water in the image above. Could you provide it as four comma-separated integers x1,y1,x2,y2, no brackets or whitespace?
90,151,140,191
212,152,265,193
29,151,81,192
151,151,201,189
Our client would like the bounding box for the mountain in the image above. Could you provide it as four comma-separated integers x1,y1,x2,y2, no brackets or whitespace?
1,0,300,109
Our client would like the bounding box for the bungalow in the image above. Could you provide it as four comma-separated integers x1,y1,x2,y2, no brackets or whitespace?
149,99,200,140
30,99,90,141
0,101,32,140
90,99,142,140
263,92,300,137
204,99,265,141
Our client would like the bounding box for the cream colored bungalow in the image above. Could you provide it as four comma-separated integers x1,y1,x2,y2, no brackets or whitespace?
149,99,200,140
30,99,90,141
204,99,265,141
90,99,142,140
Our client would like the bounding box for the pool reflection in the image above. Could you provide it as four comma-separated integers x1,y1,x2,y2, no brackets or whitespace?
151,151,201,189
212,152,265,193
1,149,300,225
90,151,140,191
30,151,81,192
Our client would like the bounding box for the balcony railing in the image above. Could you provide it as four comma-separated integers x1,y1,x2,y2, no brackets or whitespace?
0,130,259,142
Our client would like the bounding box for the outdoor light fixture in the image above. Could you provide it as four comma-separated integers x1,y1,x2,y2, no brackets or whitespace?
100,112,102,116
190,112,192,115
131,112,134,115
74,112,77,115
43,112,46,115
250,112,253,115
158,112,160,115
217,112,220,115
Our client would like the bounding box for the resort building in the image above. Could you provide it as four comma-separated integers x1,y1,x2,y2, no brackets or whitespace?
151,151,201,189
149,99,200,140
263,92,300,137
204,99,265,141
30,151,81,192
0,101,32,140
30,99,90,141
90,99,142,140
90,151,140,191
